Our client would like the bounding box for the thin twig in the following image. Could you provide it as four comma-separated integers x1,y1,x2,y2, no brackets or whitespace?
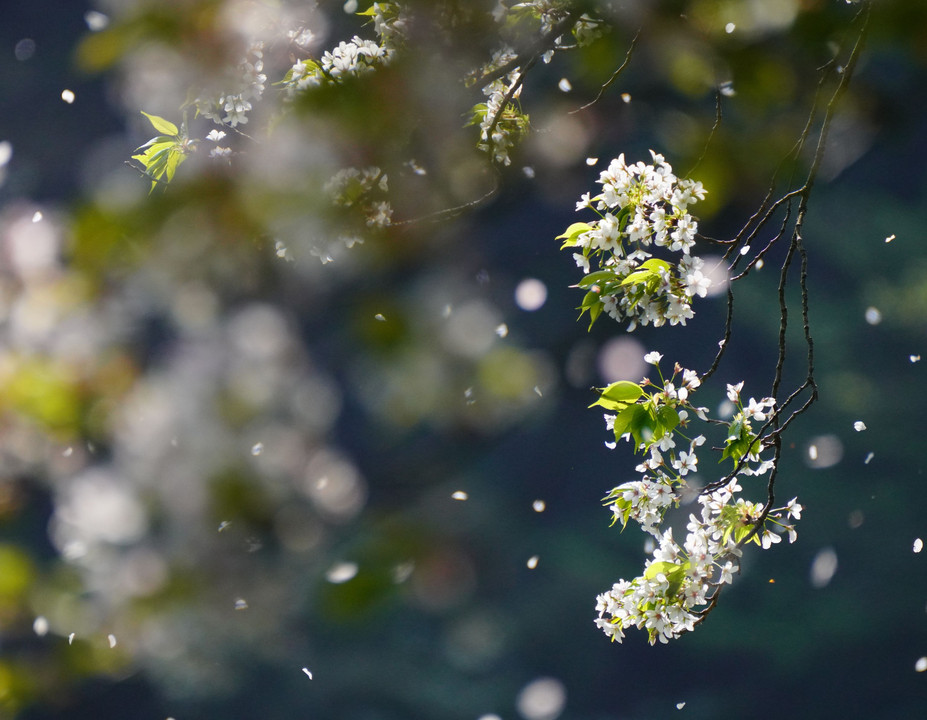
570,29,640,114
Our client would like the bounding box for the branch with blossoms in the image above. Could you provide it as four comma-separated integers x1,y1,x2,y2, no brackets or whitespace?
129,1,609,225
120,0,872,644
588,354,802,644
467,4,604,166
559,3,871,645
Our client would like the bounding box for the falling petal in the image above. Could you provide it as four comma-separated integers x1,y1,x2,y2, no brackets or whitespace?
532,499,546,513
558,78,572,92
302,667,313,679
910,355,921,363
326,561,358,583
374,313,386,321
84,10,109,30
108,634,117,648
885,234,895,243
451,491,468,501
33,616,49,636
527,555,539,569
392,561,414,583
916,657,927,672
61,89,75,104
251,442,264,456
677,702,687,710
914,538,923,553
235,598,248,610
853,421,866,432
495,323,509,338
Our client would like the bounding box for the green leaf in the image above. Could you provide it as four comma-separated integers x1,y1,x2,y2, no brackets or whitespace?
600,380,644,404
586,301,603,330
140,111,179,136
629,405,657,448
589,381,643,412
656,405,680,435
610,403,641,440
576,270,616,288
165,149,182,182
644,560,689,596
556,222,593,248
640,257,672,273
620,268,654,287
580,289,601,308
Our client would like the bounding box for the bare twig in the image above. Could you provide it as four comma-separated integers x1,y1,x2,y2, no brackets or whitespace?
570,29,640,114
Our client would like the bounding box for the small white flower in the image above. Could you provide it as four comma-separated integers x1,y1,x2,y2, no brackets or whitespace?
744,397,771,421
761,529,781,549
684,268,712,298
726,382,744,402
206,129,226,142
644,351,663,365
672,450,698,475
575,192,593,211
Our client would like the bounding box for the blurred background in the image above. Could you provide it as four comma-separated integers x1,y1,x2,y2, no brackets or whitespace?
0,1,925,718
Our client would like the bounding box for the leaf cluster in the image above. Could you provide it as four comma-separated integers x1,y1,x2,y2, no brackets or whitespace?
130,111,192,193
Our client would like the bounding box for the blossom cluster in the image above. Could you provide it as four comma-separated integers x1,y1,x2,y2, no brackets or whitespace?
324,166,392,228
279,2,404,96
470,3,604,165
507,2,604,62
469,48,529,166
592,355,800,644
195,42,267,129
559,151,710,330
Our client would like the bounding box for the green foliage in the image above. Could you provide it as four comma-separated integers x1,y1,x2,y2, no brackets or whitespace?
644,560,689,597
555,222,593,248
588,379,643,410
721,414,762,464
131,111,191,192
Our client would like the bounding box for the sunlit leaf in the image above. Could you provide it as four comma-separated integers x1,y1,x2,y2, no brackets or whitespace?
140,110,179,136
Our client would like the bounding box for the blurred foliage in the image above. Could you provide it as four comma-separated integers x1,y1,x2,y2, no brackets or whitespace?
0,0,926,718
